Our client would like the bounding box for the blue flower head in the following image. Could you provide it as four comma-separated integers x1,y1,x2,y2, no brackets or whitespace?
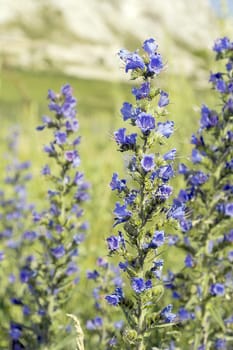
136,113,155,134
158,90,169,108
149,230,165,248
157,121,174,138
148,53,163,75
132,82,150,100
213,37,232,53
131,277,152,294
210,283,225,296
114,128,137,150
161,304,176,323
143,38,158,55
200,105,218,129
141,154,155,172
110,173,126,192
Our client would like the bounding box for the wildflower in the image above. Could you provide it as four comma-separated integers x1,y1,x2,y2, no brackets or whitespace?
210,283,225,296
14,84,90,347
168,37,233,348
141,154,155,172
136,113,155,134
131,277,152,293
106,38,180,349
158,90,169,108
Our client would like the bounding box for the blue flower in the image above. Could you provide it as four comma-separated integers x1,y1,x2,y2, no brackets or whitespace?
178,307,194,321
149,231,165,248
131,277,152,293
86,316,103,330
177,188,194,203
216,79,227,93
9,323,22,340
215,338,227,350
224,229,233,242
119,261,128,271
178,163,189,174
179,219,192,232
106,235,121,252
66,262,78,276
161,304,176,323
51,245,65,259
188,171,208,186
157,121,174,138
61,84,73,98
23,231,37,241
132,82,150,100
136,113,155,134
225,203,233,217
65,119,79,132
191,134,205,146
226,61,233,71
224,98,233,113
105,294,120,306
44,143,56,155
158,91,169,108
143,38,158,55
124,191,137,206
200,105,218,129
23,305,30,316
228,251,233,262
226,159,233,170
118,50,145,73
105,287,123,306
120,102,139,121
55,131,67,145
168,200,185,220
114,203,131,219
141,154,155,172
110,173,126,192
210,283,225,296
41,164,51,175
213,37,232,53
64,150,80,167
156,185,173,200
114,128,137,149
163,149,176,161
114,320,124,330
48,89,56,101
225,315,233,324
191,149,202,163
20,267,33,283
158,164,174,182
86,270,99,280
148,53,163,74
184,254,195,268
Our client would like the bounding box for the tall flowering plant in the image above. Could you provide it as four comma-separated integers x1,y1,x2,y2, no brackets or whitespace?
0,130,34,348
9,85,89,349
85,257,124,349
105,39,182,349
168,37,233,349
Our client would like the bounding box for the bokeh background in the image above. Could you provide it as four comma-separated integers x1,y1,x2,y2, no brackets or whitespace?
0,0,233,263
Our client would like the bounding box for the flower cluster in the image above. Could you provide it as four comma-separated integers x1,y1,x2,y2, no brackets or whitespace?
105,38,181,349
85,257,124,349
167,37,233,349
9,85,90,348
0,130,35,348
